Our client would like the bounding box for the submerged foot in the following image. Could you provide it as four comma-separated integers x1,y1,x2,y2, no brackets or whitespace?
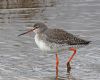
67,62,71,73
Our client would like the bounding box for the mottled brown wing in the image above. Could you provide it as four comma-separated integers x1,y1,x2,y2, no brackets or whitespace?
45,29,90,45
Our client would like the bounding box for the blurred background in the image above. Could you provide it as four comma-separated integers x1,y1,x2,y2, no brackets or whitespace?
0,0,100,80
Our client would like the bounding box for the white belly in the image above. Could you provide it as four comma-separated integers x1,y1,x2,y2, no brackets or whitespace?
34,34,51,51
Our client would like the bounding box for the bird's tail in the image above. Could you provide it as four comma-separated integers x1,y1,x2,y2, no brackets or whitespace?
85,41,91,45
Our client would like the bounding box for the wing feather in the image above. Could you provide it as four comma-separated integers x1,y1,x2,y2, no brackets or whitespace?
45,29,90,45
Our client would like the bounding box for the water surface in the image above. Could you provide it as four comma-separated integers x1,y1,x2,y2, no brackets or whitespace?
0,0,100,80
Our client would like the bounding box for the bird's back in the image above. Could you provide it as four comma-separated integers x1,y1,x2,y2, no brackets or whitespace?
45,28,90,45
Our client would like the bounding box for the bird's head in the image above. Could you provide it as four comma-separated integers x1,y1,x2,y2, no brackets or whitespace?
18,22,48,36
33,22,48,33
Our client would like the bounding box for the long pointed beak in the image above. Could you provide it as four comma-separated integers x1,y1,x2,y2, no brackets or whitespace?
18,27,35,36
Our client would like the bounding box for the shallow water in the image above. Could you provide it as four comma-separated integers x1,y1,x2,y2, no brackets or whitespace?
0,0,100,80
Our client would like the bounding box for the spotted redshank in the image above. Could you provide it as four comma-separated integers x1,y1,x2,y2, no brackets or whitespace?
18,22,91,79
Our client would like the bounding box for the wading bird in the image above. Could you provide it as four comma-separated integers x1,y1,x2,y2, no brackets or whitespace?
18,22,90,80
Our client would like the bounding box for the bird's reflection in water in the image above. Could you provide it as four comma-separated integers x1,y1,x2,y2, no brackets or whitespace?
66,74,76,80
40,74,77,80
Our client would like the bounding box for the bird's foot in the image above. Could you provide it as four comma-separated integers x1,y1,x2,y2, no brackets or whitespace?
67,62,71,74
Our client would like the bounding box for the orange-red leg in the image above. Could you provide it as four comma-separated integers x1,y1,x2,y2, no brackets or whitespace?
66,48,76,73
56,53,59,80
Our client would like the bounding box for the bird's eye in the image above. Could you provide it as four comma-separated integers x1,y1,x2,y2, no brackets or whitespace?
35,25,39,28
